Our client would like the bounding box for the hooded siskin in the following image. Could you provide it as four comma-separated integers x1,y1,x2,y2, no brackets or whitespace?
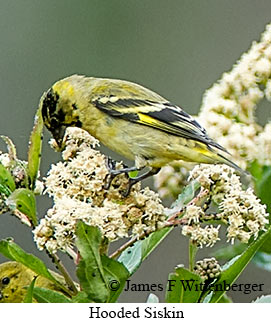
41,75,245,179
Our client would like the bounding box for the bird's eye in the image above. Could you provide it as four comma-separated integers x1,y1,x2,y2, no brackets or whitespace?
72,103,78,110
1,277,10,285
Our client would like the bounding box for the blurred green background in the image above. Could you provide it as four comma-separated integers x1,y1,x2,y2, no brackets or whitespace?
0,0,270,302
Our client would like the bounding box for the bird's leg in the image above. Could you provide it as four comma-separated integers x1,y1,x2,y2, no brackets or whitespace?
104,157,141,189
123,168,161,197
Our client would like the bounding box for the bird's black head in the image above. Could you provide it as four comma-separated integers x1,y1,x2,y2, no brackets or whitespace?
41,87,82,147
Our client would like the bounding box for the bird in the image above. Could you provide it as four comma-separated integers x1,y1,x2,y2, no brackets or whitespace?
41,74,245,195
0,261,70,303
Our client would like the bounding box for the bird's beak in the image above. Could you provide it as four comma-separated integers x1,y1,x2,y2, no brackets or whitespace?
51,125,67,149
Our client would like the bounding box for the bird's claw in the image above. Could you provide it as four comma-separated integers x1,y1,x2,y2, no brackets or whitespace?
104,156,130,191
104,156,150,197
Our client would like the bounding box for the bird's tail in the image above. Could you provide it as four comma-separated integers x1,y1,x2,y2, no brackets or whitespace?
215,151,249,177
202,140,249,176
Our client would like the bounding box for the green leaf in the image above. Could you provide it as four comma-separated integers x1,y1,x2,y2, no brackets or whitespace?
259,232,271,254
202,292,212,303
23,276,37,303
141,227,172,262
248,160,263,180
118,181,201,275
255,166,271,213
209,228,271,303
27,103,43,190
0,162,15,195
101,255,129,302
118,227,172,275
249,162,271,213
0,239,64,289
0,184,11,197
6,188,37,226
212,243,246,261
253,295,271,303
217,294,232,303
252,251,271,271
246,163,271,253
146,293,159,303
203,292,232,303
128,170,138,178
165,266,203,303
118,241,143,274
75,222,109,302
0,135,17,161
33,287,72,303
72,291,91,303
171,180,201,209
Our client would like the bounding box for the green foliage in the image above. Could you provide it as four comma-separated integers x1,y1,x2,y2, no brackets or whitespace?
6,188,37,226
209,227,271,302
23,276,37,303
252,251,271,271
101,255,129,302
217,294,232,303
0,131,40,226
33,287,72,303
27,102,43,190
254,164,271,253
128,170,138,178
118,241,142,274
0,135,17,161
165,266,203,303
171,180,201,209
118,227,172,275
212,243,246,261
71,291,91,303
75,222,109,302
0,162,15,196
146,293,159,303
253,295,271,303
249,162,271,213
75,222,129,302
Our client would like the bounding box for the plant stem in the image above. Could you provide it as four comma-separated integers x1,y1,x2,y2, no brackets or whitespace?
110,211,187,259
189,240,198,271
110,232,145,259
100,237,109,255
66,246,78,261
50,253,78,295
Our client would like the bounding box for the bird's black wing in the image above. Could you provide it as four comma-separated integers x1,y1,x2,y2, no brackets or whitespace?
92,96,227,152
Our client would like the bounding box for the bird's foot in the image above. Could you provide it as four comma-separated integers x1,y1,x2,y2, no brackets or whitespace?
122,167,161,197
104,157,138,190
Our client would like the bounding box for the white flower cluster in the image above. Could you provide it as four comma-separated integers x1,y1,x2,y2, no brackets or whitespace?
220,187,268,244
154,23,271,200
199,23,271,168
33,127,166,253
182,220,220,248
181,164,269,247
